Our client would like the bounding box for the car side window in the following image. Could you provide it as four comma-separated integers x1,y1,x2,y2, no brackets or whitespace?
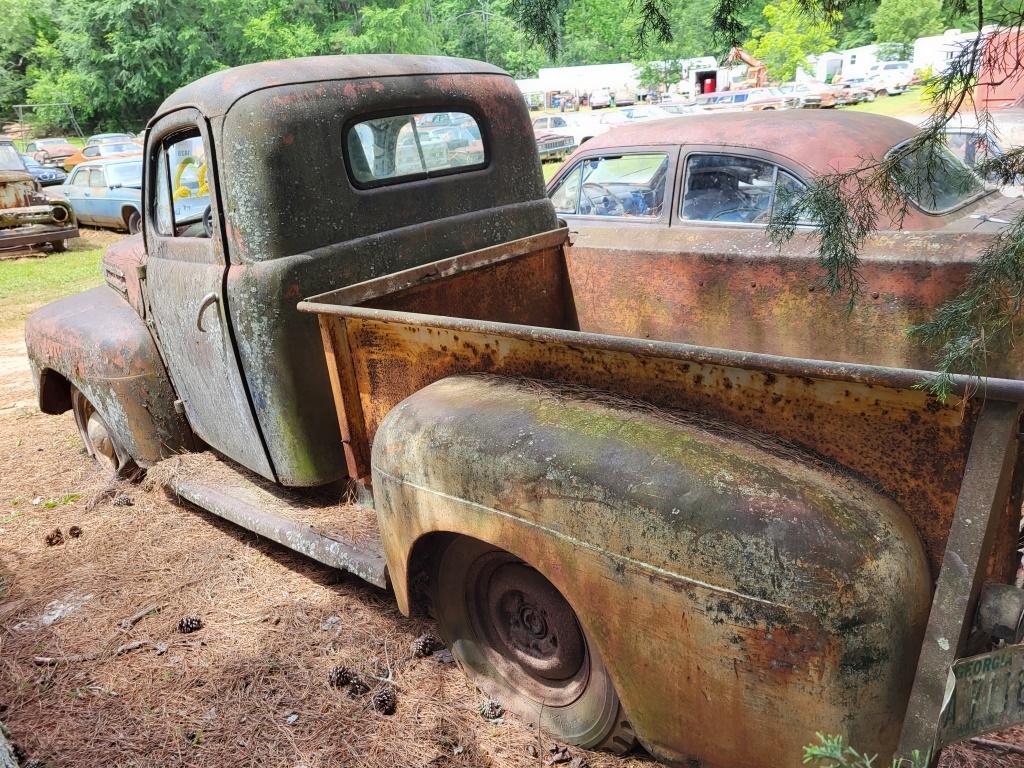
549,163,583,213
561,153,669,218
152,132,211,238
69,167,86,185
680,153,807,225
552,117,567,128
88,169,105,188
534,117,548,129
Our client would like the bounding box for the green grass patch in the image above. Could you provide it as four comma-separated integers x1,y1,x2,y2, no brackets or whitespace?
0,247,105,330
542,161,563,182
841,88,931,117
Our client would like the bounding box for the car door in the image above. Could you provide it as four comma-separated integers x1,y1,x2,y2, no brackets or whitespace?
62,167,91,224
86,166,120,227
143,108,275,480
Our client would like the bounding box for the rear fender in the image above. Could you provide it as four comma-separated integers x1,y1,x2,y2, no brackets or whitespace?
372,375,932,768
24,285,195,466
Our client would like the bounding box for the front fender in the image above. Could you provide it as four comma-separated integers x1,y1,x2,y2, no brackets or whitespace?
371,375,931,768
24,285,195,466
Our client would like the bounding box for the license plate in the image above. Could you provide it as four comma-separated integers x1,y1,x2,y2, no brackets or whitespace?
936,643,1024,748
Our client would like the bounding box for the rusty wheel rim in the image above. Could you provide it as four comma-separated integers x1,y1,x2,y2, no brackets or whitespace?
72,389,122,475
467,552,589,707
86,411,118,472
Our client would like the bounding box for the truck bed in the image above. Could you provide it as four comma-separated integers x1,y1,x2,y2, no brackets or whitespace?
299,226,1024,757
299,227,1024,577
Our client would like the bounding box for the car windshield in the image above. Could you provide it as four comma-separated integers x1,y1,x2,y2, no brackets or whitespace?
106,162,142,187
0,144,25,172
22,155,41,169
38,138,67,145
893,141,987,213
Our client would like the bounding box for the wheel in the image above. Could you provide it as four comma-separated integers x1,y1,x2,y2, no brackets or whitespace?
202,205,213,237
126,209,142,235
433,538,636,753
49,239,69,253
71,387,135,477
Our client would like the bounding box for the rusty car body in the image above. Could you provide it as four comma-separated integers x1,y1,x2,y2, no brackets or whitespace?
545,111,1024,375
1,139,78,253
23,56,1024,768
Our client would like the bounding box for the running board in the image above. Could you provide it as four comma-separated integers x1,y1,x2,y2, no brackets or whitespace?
161,455,388,589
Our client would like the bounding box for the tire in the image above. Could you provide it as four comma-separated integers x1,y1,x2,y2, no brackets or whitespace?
49,239,69,253
126,209,142,235
432,538,636,753
70,387,136,478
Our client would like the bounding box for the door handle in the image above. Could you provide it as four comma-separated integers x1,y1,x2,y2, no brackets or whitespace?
196,292,219,332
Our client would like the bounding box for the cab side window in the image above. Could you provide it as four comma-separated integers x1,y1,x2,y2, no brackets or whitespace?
151,132,211,238
549,153,668,218
88,169,105,188
680,153,808,225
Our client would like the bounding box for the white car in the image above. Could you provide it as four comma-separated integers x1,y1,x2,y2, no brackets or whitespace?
868,61,913,95
531,114,610,147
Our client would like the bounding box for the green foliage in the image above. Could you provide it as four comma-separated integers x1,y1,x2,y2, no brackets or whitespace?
636,59,683,89
803,733,929,768
872,0,944,51
743,0,838,81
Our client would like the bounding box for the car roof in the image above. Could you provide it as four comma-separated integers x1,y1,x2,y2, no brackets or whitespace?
74,157,142,171
569,111,916,175
155,54,507,122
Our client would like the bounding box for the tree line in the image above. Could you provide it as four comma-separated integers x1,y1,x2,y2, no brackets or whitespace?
1,0,970,132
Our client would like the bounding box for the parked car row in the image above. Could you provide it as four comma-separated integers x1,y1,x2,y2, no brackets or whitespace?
24,131,142,172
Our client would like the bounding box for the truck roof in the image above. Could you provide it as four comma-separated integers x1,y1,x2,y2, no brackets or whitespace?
155,55,508,122
575,110,917,176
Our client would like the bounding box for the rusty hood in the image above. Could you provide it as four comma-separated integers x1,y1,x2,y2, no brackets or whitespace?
0,170,39,209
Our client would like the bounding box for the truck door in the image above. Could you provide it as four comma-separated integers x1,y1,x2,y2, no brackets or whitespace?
143,109,276,481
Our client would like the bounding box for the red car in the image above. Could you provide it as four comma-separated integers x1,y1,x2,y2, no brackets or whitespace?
25,137,78,166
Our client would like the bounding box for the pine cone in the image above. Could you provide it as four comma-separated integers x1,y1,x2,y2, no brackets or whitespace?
68,525,83,538
113,494,134,507
177,615,204,634
479,699,504,720
44,528,64,546
347,676,369,697
327,665,356,688
411,633,443,658
372,685,397,715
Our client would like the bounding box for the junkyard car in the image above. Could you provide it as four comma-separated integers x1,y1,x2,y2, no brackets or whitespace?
60,156,207,234
62,141,141,172
21,154,67,186
778,81,838,107
25,137,77,166
85,132,136,145
0,139,77,252
23,57,1024,768
532,113,609,147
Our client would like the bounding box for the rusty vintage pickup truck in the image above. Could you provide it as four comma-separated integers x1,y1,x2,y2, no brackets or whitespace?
23,56,1024,767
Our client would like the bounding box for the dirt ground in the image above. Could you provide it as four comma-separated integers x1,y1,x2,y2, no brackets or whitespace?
0,248,1022,767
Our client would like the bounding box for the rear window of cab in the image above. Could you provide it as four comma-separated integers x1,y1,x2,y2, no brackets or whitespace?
345,111,486,187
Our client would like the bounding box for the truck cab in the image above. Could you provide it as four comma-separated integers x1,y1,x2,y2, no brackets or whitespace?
25,55,554,483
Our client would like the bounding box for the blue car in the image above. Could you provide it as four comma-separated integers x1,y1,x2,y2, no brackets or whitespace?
59,157,208,234
20,154,67,186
